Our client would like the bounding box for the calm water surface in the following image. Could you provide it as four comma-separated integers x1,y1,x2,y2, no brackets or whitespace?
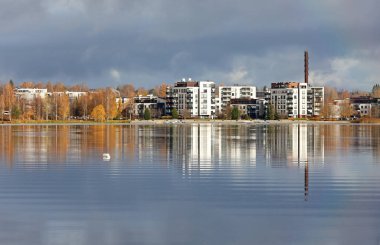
0,123,380,245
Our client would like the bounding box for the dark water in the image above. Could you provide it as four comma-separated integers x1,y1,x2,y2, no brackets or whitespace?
0,123,380,245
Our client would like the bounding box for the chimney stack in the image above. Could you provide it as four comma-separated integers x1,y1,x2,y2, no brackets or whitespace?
304,50,309,84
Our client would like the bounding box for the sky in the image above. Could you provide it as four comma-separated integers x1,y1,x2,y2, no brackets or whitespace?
0,0,379,90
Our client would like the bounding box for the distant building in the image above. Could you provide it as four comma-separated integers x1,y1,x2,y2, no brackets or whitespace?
166,79,216,118
66,91,87,100
15,88,48,101
350,96,375,117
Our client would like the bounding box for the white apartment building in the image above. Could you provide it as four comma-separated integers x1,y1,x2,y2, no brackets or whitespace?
270,82,308,118
219,85,256,111
270,82,324,118
15,88,48,101
166,79,216,118
307,87,324,117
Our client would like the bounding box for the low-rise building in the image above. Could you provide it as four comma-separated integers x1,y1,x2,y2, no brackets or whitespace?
350,96,375,117
133,95,166,118
230,98,266,119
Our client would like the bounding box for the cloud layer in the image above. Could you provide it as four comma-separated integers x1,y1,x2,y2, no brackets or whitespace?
0,0,379,90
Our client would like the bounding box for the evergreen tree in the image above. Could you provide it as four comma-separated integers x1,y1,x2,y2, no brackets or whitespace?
231,107,240,120
274,109,280,120
266,104,275,120
171,108,179,119
144,108,151,120
11,105,21,119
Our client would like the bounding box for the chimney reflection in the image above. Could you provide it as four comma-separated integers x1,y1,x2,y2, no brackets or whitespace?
290,123,325,202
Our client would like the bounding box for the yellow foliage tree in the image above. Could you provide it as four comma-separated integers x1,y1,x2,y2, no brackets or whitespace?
103,88,118,120
91,104,106,122
58,94,70,120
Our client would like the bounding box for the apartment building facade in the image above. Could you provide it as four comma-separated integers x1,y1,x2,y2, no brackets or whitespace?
270,82,308,118
307,87,324,117
166,79,216,118
270,82,323,118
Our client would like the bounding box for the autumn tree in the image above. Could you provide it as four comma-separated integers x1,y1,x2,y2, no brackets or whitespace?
320,101,335,119
154,82,167,98
324,86,339,103
225,106,232,119
183,108,191,119
3,82,15,120
57,94,70,120
69,83,89,92
32,97,44,120
117,84,136,97
91,104,106,122
371,105,380,118
43,97,51,120
122,98,135,120
77,95,90,119
339,100,353,119
46,81,54,92
372,84,380,98
19,81,35,88
136,87,148,96
53,82,67,92
35,81,45,89
338,89,350,100
103,88,118,120
0,94,4,121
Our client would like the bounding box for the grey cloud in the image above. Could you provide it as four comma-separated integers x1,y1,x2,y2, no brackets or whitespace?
0,0,379,90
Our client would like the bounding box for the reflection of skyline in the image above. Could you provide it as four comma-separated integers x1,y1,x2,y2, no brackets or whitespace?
2,124,380,170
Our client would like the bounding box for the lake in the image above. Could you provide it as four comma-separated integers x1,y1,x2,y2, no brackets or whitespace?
0,123,379,245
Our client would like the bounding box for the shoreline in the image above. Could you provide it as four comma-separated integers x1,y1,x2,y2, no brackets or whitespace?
0,119,375,126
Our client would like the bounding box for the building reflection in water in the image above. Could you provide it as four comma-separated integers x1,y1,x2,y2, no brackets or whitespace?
2,124,374,169
4,123,380,200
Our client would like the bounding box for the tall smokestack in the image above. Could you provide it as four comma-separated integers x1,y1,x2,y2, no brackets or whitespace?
304,50,309,84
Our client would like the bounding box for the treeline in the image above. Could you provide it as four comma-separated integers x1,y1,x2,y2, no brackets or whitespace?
0,81,167,121
320,85,380,119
